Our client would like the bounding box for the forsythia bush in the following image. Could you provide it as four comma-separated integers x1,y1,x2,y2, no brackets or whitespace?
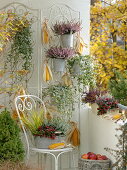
91,0,127,89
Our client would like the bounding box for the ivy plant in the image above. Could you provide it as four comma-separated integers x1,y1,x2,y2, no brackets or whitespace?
42,84,75,119
67,55,96,89
5,25,33,72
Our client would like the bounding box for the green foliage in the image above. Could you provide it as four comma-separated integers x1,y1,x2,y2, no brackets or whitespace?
105,123,127,170
42,84,75,119
5,25,33,71
22,109,44,134
0,109,24,162
43,117,70,136
108,70,127,105
67,55,95,88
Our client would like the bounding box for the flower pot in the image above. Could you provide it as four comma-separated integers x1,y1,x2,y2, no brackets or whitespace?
91,103,98,114
72,62,80,75
34,136,65,149
53,58,65,72
60,34,73,48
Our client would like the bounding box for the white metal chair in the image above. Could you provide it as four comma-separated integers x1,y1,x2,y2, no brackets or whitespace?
15,95,74,170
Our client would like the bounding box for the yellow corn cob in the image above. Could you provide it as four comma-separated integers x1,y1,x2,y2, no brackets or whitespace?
75,35,86,55
62,73,72,86
43,63,53,82
48,142,65,150
42,20,49,44
112,114,122,120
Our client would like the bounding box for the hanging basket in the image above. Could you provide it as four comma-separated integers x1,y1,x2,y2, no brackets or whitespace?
60,34,74,48
34,136,65,149
72,62,80,75
53,58,65,72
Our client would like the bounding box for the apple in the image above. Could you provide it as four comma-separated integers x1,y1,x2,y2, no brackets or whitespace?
89,154,97,160
97,157,103,160
101,155,108,160
81,154,89,159
87,152,94,159
87,152,94,155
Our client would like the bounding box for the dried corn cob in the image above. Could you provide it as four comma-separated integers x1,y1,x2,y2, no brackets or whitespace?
48,142,65,150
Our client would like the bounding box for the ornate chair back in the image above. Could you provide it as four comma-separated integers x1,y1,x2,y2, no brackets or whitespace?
14,95,46,160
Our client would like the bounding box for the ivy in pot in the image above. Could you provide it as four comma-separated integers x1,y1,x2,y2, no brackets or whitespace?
42,84,75,119
67,55,96,89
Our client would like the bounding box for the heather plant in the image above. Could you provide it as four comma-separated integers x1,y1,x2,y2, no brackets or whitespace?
96,96,118,115
82,89,101,104
46,46,75,59
52,20,81,35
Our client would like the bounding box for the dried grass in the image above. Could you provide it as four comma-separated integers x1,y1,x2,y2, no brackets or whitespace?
0,161,41,170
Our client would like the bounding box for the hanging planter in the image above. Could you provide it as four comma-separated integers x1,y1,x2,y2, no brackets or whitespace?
52,20,81,48
46,46,75,72
72,61,80,75
60,33,74,48
53,58,65,72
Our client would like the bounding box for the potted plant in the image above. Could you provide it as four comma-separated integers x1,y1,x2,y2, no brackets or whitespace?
96,96,118,116
82,89,101,111
21,108,69,148
46,46,75,72
34,117,69,148
108,70,127,111
52,20,81,48
42,84,75,119
67,55,95,88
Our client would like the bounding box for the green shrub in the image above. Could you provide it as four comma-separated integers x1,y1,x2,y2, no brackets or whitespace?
0,109,24,162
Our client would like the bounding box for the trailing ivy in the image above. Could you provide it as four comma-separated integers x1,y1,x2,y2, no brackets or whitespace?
42,84,75,119
5,25,33,71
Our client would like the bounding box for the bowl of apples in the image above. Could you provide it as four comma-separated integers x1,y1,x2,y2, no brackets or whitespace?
79,152,111,170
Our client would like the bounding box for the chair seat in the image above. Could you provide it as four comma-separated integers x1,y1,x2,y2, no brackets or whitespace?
31,147,73,153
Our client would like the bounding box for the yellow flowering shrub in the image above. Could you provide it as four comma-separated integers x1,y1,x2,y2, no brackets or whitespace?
90,0,127,89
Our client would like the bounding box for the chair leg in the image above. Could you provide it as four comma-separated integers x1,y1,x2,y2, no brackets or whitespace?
72,151,76,170
40,153,43,170
38,153,40,169
43,153,47,170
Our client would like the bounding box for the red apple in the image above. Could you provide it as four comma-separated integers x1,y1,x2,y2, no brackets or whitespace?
97,157,103,160
87,152,94,159
89,154,97,160
81,154,89,159
101,155,108,160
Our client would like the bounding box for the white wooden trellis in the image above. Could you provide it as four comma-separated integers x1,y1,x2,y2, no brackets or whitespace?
0,2,41,109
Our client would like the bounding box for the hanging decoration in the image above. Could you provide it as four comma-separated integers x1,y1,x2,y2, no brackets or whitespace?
66,121,80,147
43,61,53,82
75,35,86,55
61,72,72,87
41,19,50,44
